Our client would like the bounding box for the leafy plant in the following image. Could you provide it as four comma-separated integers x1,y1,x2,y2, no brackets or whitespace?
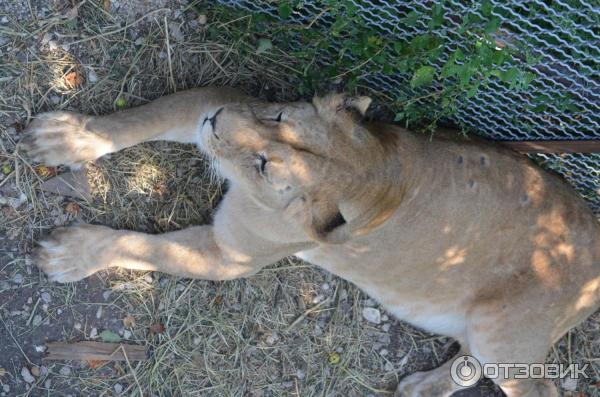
198,1,553,133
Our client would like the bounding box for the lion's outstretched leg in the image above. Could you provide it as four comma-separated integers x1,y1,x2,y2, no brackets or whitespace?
22,87,246,168
35,224,267,283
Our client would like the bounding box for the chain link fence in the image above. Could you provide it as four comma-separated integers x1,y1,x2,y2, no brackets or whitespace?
218,0,599,214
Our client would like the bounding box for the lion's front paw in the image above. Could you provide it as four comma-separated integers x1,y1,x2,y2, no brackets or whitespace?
396,370,456,397
35,225,113,283
22,111,115,168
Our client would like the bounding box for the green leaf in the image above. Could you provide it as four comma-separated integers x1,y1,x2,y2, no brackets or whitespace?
500,67,519,82
278,1,292,19
403,10,419,27
410,65,436,88
256,38,273,54
99,330,121,343
466,83,480,98
430,3,445,28
484,17,501,34
480,0,493,17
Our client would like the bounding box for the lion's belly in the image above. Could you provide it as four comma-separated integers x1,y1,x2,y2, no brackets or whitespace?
295,250,468,338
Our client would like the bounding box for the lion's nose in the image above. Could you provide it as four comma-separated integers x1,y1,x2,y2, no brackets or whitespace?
203,107,224,140
209,107,224,129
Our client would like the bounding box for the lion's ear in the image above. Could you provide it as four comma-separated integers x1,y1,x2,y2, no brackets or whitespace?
343,96,372,116
313,94,372,117
303,194,349,244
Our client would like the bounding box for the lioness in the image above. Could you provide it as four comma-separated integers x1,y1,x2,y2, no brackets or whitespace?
23,87,600,397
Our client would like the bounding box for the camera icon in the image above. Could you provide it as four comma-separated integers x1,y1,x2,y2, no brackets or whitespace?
450,355,483,387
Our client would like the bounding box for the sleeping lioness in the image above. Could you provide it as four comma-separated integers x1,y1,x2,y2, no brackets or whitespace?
23,87,600,397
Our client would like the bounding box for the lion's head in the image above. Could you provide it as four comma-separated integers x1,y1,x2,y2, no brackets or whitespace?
198,94,404,244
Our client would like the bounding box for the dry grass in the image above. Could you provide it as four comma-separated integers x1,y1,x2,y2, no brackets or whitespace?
0,1,598,396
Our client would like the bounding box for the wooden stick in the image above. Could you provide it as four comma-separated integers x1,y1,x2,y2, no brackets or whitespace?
45,341,147,361
500,140,600,154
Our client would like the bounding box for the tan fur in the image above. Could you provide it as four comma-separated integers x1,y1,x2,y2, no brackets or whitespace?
24,87,600,397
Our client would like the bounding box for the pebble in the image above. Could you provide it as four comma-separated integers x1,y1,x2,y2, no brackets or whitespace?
44,379,52,388
312,294,325,304
176,283,185,292
102,290,112,300
74,322,82,330
50,95,60,105
143,273,153,283
381,314,389,322
2,385,9,393
59,366,71,376
96,306,103,319
197,14,207,25
381,323,391,332
90,327,98,339
362,307,381,324
384,362,394,371
295,369,305,379
35,345,46,353
32,314,42,326
21,367,35,383
114,383,123,394
123,330,132,339
265,332,279,345
87,68,98,84
13,273,23,284
193,336,201,345
41,292,52,303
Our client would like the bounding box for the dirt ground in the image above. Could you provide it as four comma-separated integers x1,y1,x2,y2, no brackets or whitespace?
0,1,598,396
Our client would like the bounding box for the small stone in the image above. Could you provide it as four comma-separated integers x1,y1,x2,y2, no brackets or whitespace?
384,362,394,371
90,327,98,339
32,315,42,326
48,40,58,51
96,306,103,319
295,369,305,379
74,322,82,330
381,314,389,322
87,68,98,84
381,323,391,332
35,345,46,353
193,336,201,345
13,273,23,284
380,349,389,356
143,273,153,283
281,381,294,388
2,385,9,393
265,332,279,345
50,95,60,104
59,366,71,376
30,366,40,377
312,294,325,304
102,290,112,300
27,297,33,304
114,383,123,394
21,367,35,383
44,379,52,388
41,292,52,303
57,308,62,315
176,283,185,292
41,33,53,45
197,14,207,25
362,307,381,324
321,283,330,291
123,330,132,339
